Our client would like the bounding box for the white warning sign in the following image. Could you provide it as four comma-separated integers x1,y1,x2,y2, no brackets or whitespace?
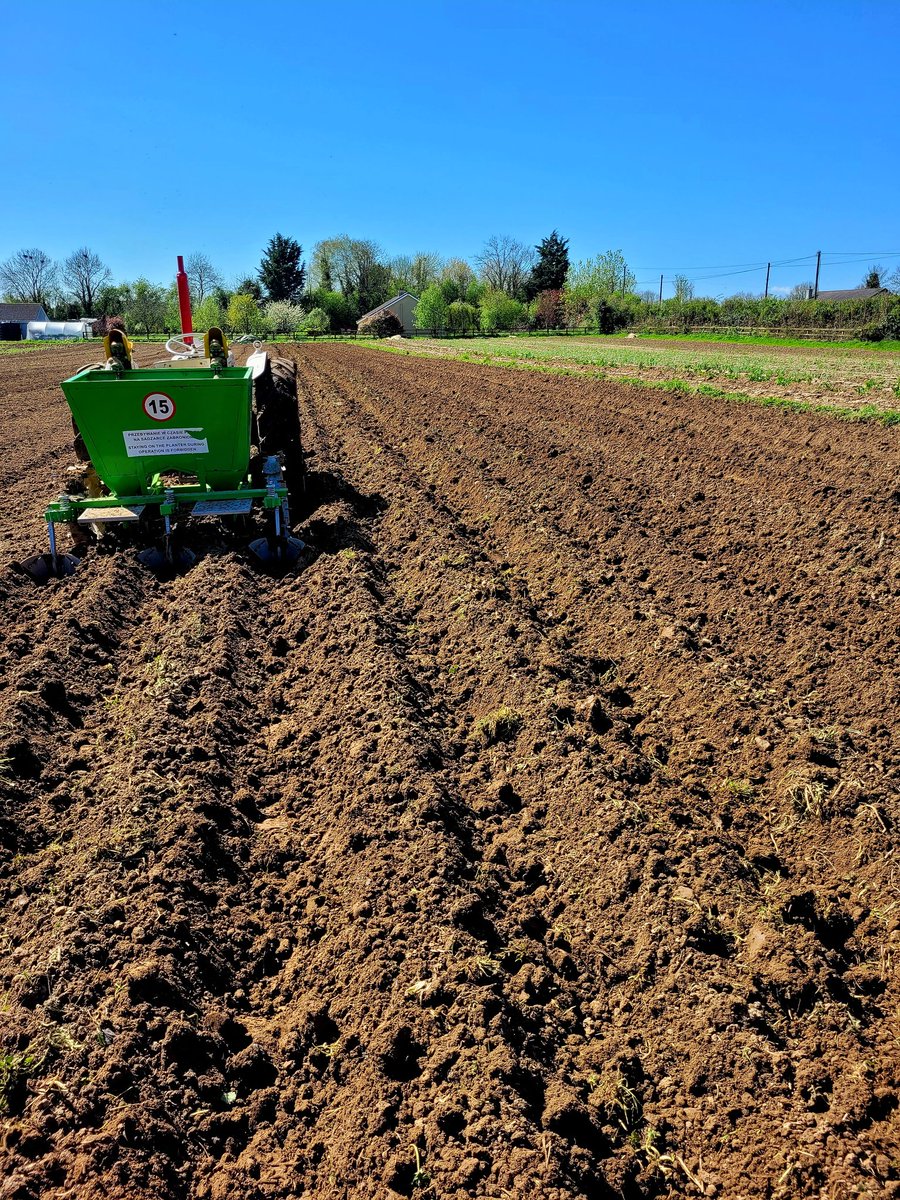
123,428,209,457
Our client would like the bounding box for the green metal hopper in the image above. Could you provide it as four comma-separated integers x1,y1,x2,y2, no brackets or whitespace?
23,352,304,582
61,365,255,495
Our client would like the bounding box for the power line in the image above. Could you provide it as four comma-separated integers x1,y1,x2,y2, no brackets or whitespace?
634,253,815,271
614,247,899,299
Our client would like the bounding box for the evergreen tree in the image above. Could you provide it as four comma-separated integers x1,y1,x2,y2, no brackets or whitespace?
258,233,306,303
526,230,569,299
862,265,885,289
234,277,263,302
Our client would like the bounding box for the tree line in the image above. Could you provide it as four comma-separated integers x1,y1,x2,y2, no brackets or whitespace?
2,233,898,339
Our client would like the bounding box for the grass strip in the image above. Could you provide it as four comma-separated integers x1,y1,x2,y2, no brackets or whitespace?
614,331,900,352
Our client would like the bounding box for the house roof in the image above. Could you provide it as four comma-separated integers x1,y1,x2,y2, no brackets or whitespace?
0,302,46,321
357,291,419,323
815,287,888,302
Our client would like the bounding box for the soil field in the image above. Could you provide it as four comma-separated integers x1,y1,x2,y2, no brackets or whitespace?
1,343,899,1200
380,336,900,418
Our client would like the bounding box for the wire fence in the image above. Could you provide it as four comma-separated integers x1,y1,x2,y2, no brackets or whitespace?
296,326,870,343
7,324,883,347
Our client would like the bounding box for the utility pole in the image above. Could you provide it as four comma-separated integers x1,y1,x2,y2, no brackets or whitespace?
813,250,821,299
764,262,771,298
658,274,664,308
622,265,627,295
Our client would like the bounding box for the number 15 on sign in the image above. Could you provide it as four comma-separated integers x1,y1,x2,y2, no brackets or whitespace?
143,393,176,421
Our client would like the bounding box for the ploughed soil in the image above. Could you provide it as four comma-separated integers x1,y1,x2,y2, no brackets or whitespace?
0,342,898,1199
395,337,900,414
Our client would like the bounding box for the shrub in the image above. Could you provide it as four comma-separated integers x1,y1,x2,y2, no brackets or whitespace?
857,322,885,342
594,299,617,334
92,314,125,337
882,304,900,340
358,309,402,338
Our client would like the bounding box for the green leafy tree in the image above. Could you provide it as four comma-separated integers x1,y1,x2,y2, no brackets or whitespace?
194,295,226,332
357,261,393,315
126,279,167,336
310,237,388,312
387,252,441,296
447,300,478,334
526,231,569,299
414,284,449,332
465,279,485,306
387,254,413,294
165,283,182,332
480,290,527,332
409,252,442,296
95,283,129,318
300,307,330,334
227,293,264,334
567,250,635,302
862,265,886,289
258,234,305,302
305,288,358,330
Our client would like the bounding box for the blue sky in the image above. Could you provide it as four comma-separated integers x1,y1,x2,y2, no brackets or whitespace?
2,0,898,298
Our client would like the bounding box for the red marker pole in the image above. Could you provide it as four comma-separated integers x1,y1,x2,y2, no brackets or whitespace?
176,255,193,345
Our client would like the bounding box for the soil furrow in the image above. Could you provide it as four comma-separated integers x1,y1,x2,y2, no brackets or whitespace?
1,342,898,1200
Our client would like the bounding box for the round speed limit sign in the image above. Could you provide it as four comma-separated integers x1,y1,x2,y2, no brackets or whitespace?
143,392,176,421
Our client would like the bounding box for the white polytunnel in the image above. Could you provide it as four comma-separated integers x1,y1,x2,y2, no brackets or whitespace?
26,320,94,340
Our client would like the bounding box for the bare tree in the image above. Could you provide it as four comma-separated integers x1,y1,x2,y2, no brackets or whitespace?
409,252,443,296
387,254,413,293
0,248,58,304
310,240,338,290
475,235,534,296
63,247,111,313
673,274,694,302
787,282,814,300
311,237,390,311
185,253,222,304
388,253,443,296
